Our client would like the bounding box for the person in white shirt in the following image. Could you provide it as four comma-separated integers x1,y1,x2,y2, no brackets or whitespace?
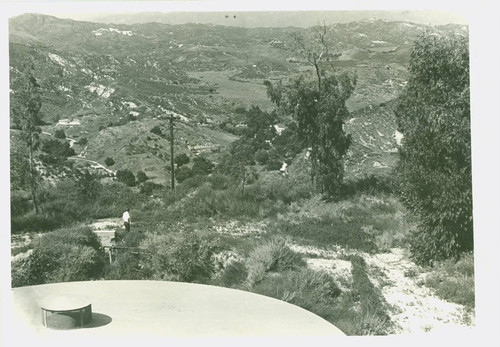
123,209,131,232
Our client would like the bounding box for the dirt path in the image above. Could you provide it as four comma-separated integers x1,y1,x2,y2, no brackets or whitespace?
10,219,122,261
11,233,41,262
11,249,33,262
288,244,474,334
90,218,122,247
363,248,474,334
68,157,115,174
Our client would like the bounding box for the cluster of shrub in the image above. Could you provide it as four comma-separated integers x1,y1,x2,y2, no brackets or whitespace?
11,173,147,233
175,155,213,183
11,226,105,287
39,135,75,166
115,169,148,187
103,156,164,195
219,106,302,175
11,226,392,335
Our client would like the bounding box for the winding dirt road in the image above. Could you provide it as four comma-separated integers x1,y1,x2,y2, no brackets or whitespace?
68,157,115,174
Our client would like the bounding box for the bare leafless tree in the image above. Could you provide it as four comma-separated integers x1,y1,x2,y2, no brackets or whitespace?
290,22,329,93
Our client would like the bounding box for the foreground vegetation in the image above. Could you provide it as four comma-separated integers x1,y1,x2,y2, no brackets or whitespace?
423,252,475,309
11,154,475,335
12,170,404,335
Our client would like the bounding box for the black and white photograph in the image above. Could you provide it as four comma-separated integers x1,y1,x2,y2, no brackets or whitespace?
2,0,498,345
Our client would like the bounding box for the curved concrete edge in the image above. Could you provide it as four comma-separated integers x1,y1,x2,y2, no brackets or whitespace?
12,280,346,337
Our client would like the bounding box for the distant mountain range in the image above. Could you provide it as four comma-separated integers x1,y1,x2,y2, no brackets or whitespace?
56,10,468,27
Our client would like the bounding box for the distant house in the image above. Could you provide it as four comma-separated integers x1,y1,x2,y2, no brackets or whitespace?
274,124,285,135
280,162,288,174
57,119,81,127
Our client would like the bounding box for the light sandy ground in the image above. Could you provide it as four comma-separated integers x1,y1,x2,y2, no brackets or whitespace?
363,248,475,334
11,233,41,261
91,218,122,231
11,249,33,262
289,244,475,334
91,218,122,247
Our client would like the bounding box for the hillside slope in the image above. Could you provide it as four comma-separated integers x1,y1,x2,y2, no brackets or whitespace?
9,13,468,182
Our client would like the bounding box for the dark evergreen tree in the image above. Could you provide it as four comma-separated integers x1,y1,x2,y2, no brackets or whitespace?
395,33,472,265
265,24,356,197
104,157,115,166
10,61,42,214
54,129,66,139
174,153,190,167
136,170,148,183
116,169,137,187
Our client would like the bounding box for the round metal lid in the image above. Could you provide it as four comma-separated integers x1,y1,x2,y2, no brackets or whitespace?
39,295,91,311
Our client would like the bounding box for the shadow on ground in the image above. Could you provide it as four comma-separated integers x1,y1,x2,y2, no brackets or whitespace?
84,313,112,329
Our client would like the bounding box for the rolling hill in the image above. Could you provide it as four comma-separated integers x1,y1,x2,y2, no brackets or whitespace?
9,13,468,185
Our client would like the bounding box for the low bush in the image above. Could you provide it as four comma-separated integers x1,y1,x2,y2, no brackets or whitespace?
139,231,218,283
163,175,206,206
121,230,146,247
54,129,66,139
93,182,145,217
218,260,248,288
104,251,144,280
10,191,32,217
136,170,148,183
11,212,64,233
174,153,190,167
424,252,475,308
251,268,342,320
104,157,115,166
343,255,393,335
255,149,269,165
191,156,214,176
274,217,378,253
173,182,291,221
246,236,305,286
41,138,75,158
150,125,163,136
76,170,102,203
175,166,193,183
258,177,314,205
11,226,106,287
12,180,143,233
342,174,396,197
104,230,146,280
116,169,136,187
273,193,411,252
140,181,163,195
104,251,143,280
208,174,231,191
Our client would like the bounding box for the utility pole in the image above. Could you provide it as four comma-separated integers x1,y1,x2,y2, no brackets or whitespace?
165,113,176,192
